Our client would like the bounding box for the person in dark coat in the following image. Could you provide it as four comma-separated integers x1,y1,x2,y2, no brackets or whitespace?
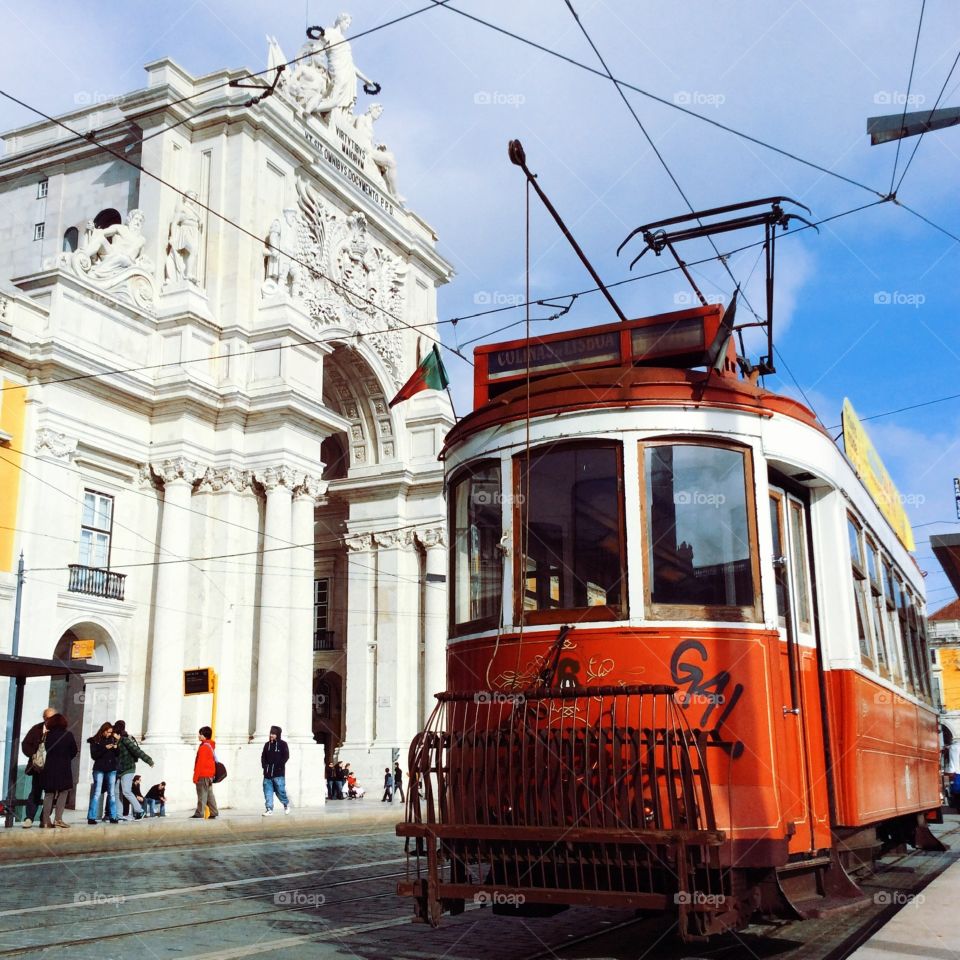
333,761,345,800
39,713,79,828
381,767,393,802
20,707,54,828
393,763,405,803
325,762,335,800
86,721,119,824
260,725,291,816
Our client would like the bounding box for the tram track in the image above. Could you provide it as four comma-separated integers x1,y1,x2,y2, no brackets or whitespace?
0,869,407,957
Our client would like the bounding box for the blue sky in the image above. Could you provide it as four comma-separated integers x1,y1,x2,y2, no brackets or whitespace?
2,1,960,608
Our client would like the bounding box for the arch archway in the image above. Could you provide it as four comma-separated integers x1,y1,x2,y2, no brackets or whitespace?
313,669,343,761
49,620,122,808
93,207,122,230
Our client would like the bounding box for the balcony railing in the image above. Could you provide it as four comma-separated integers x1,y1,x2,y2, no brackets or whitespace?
68,564,127,601
313,629,336,651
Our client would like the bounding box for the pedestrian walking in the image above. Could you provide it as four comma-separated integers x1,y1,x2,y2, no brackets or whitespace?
334,761,345,800
144,781,166,817
381,767,393,802
325,762,335,800
393,763,405,803
260,725,291,816
19,706,55,828
114,720,154,820
38,713,78,828
191,726,219,819
86,722,119,825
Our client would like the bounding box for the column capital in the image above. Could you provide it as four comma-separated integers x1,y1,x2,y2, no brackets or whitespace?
151,456,205,486
373,528,415,550
293,474,328,503
196,466,253,494
344,532,373,553
415,526,447,549
254,464,303,493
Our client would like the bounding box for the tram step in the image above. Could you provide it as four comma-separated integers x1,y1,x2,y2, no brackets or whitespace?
792,893,872,919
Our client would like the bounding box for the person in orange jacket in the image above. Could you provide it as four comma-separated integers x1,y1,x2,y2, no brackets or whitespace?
190,726,219,819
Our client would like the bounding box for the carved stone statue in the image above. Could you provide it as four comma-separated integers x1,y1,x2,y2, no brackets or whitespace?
261,208,304,299
163,190,203,286
372,143,402,200
61,209,156,311
352,102,382,151
268,14,372,124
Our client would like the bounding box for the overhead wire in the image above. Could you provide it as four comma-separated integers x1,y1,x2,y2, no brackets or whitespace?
889,0,927,195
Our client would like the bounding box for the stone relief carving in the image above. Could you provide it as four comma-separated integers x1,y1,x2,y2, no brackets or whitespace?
61,210,157,312
254,465,305,492
293,474,328,501
373,528,414,550
282,178,406,383
151,457,205,486
34,428,77,461
163,191,203,287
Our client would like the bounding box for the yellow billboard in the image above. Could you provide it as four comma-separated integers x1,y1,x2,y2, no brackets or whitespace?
842,398,915,551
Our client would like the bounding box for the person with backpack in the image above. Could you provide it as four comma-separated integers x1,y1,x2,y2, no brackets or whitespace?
38,713,79,828
19,707,54,828
191,726,219,819
114,719,154,820
260,725,290,816
86,721,119,825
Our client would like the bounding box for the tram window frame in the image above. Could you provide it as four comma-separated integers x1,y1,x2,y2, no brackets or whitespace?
864,535,890,678
448,459,504,637
513,440,628,626
847,515,876,670
894,573,917,694
788,499,812,633
908,598,931,703
918,611,933,704
639,438,762,623
882,558,903,684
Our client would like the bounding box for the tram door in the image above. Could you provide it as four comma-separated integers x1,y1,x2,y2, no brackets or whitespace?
769,488,821,854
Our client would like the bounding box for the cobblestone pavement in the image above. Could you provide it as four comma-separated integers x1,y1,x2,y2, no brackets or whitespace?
0,818,956,959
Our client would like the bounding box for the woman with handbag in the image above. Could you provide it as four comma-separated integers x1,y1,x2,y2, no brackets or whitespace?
39,713,79,828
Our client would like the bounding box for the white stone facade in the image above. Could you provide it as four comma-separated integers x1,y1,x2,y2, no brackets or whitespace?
0,34,453,808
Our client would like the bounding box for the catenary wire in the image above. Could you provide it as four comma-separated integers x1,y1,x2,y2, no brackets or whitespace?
889,0,927,195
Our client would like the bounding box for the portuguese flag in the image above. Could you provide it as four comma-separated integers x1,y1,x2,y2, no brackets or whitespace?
388,345,450,407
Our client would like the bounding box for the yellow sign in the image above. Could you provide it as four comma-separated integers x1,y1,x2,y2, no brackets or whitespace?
842,398,915,551
71,639,95,659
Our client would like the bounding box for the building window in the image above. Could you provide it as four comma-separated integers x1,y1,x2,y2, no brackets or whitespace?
642,441,759,621
37,179,48,199
313,578,333,649
450,460,503,634
79,490,113,568
517,442,626,624
33,222,45,241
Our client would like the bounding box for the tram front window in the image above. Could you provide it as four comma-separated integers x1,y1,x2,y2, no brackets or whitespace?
643,442,759,620
516,442,626,622
450,461,503,633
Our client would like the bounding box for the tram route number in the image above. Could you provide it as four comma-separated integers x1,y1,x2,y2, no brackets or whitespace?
670,639,745,759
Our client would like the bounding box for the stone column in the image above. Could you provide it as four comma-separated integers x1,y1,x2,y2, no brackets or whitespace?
146,457,203,743
340,533,375,755
418,527,448,724
253,466,297,738
287,476,325,742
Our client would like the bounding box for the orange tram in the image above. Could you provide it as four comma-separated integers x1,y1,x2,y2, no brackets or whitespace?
397,304,944,940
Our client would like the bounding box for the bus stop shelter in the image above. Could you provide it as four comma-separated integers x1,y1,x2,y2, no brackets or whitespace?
1,653,102,829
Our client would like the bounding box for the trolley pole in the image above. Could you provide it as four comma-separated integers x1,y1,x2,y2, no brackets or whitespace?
2,552,26,824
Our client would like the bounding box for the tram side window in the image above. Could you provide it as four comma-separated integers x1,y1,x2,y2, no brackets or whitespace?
789,501,812,631
643,442,759,621
450,462,503,634
882,559,903,684
516,442,626,622
847,517,875,669
895,574,917,694
865,536,890,677
908,598,931,703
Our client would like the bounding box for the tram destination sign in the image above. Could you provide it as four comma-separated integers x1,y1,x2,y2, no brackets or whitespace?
485,331,621,381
